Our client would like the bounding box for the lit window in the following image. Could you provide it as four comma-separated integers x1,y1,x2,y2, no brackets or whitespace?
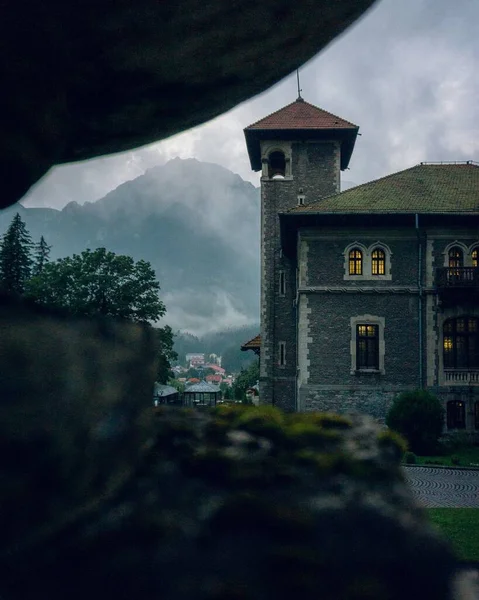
371,248,386,275
472,248,478,268
349,249,363,275
447,400,465,430
443,317,479,369
356,324,379,369
448,247,464,272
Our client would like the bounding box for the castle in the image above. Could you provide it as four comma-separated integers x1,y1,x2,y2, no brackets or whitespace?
243,96,479,435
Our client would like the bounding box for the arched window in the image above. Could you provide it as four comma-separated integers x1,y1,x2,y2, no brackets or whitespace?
443,317,479,369
268,151,286,179
349,248,363,275
447,400,466,430
472,248,478,268
448,246,464,272
371,248,386,276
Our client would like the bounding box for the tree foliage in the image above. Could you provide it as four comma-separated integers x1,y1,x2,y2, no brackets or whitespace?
154,325,178,384
33,235,51,276
386,390,445,454
0,213,33,294
26,247,165,322
232,359,259,401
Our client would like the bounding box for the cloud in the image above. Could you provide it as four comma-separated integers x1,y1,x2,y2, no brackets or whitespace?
20,0,478,210
162,288,256,337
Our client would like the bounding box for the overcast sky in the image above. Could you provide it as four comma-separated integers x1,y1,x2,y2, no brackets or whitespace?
22,0,478,209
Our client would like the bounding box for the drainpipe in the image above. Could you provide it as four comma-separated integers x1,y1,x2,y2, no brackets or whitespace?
415,214,423,388
295,264,300,412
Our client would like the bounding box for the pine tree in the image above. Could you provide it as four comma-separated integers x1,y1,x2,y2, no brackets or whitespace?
33,235,51,276
0,213,34,294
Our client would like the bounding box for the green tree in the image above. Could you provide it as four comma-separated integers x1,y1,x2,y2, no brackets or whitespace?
232,359,259,402
0,213,33,294
33,235,51,276
26,247,165,322
154,325,178,384
386,390,445,454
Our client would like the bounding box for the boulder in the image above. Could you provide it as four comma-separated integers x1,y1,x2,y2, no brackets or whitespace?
0,401,464,600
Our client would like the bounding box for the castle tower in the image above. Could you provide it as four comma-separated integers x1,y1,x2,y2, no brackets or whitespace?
244,98,359,411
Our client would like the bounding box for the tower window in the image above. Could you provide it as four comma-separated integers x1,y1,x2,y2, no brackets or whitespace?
371,248,386,275
279,271,286,296
278,341,286,366
349,248,363,275
472,248,478,268
268,151,286,179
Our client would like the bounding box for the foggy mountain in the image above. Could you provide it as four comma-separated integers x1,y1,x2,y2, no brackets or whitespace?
0,159,260,334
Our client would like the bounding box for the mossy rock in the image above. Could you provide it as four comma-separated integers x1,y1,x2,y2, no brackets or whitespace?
0,406,459,600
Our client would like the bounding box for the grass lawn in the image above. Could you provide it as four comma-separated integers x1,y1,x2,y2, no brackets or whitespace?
427,509,479,561
414,446,479,467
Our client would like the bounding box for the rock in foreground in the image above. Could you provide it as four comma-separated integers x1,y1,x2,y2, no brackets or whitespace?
0,404,461,600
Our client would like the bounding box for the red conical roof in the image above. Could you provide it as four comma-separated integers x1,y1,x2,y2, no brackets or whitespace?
245,98,357,131
244,98,359,171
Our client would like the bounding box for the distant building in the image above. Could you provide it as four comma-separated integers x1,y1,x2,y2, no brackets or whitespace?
208,353,222,367
206,374,223,384
205,364,226,375
186,353,205,367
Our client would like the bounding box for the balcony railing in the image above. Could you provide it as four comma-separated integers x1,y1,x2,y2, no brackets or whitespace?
444,369,479,385
436,267,479,288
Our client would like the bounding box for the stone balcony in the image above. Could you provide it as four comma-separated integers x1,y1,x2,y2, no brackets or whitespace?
443,369,479,385
436,267,479,289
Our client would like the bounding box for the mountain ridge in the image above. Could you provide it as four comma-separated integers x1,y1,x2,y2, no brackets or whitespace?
1,159,261,335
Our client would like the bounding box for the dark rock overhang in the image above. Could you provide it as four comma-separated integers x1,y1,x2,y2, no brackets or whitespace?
2,0,377,209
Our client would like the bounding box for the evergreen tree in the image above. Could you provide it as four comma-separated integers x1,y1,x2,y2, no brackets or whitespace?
33,235,51,276
0,213,33,294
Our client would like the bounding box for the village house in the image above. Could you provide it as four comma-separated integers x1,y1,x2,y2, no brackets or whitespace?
243,97,479,436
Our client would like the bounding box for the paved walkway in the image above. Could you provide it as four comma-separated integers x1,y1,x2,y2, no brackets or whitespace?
403,466,479,508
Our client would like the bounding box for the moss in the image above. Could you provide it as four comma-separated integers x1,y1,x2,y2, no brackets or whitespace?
234,407,286,442
285,422,340,450
377,430,408,464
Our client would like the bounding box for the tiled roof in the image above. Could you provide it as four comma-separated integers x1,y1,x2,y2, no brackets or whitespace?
241,334,261,351
153,383,178,397
287,163,479,214
184,380,221,393
245,99,357,131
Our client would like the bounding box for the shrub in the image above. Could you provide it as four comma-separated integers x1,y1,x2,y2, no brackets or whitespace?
441,431,474,453
386,390,444,455
404,451,417,465
451,455,461,466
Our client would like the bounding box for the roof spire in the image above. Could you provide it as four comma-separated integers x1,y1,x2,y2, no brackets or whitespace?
296,69,303,101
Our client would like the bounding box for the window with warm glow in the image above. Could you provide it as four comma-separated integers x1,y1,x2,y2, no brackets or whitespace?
349,249,363,275
448,247,464,272
356,324,379,369
443,317,479,369
371,248,386,275
472,248,478,268
447,400,466,430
